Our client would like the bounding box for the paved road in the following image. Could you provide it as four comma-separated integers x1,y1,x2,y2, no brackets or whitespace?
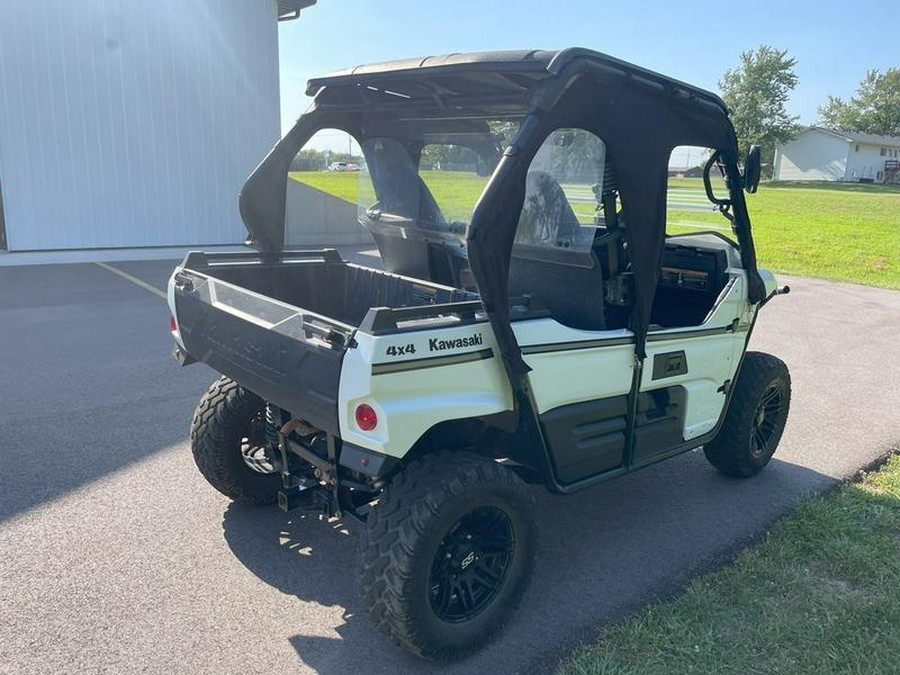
1,253,898,675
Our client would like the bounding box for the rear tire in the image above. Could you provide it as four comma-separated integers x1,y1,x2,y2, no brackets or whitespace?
190,376,280,504
359,451,537,660
704,351,791,477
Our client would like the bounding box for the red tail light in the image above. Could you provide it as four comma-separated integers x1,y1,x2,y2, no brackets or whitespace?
355,403,378,431
169,314,178,333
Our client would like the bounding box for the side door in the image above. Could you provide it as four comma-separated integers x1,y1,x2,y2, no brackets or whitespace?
638,258,752,465
515,320,636,483
635,146,757,465
507,128,636,483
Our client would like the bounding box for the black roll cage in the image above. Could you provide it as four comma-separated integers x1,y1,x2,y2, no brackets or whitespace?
238,49,767,489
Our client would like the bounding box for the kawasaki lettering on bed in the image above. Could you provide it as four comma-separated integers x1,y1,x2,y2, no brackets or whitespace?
429,333,484,352
168,47,791,661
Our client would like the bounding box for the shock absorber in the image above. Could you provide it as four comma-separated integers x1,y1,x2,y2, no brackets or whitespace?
264,403,283,448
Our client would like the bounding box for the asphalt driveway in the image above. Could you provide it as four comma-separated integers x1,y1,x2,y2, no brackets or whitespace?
1,252,898,674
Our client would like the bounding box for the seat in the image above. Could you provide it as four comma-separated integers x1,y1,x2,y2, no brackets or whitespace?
371,146,445,227
508,171,606,330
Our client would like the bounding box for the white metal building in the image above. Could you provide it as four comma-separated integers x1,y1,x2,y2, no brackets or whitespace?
773,126,900,184
0,0,314,252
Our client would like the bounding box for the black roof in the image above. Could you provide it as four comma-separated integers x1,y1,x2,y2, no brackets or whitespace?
306,49,556,95
305,47,727,112
277,0,316,21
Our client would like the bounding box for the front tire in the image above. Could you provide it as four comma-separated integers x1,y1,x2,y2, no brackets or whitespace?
190,376,280,504
704,351,791,477
359,451,537,660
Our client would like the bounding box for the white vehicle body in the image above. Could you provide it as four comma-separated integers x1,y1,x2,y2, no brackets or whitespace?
169,236,777,474
334,245,776,461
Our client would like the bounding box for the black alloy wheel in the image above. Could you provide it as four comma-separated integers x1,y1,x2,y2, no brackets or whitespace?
428,506,515,623
749,383,785,459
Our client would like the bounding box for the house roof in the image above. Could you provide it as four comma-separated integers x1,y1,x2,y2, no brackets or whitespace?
809,126,900,146
277,0,316,20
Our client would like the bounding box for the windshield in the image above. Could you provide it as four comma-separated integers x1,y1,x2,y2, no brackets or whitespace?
357,119,520,246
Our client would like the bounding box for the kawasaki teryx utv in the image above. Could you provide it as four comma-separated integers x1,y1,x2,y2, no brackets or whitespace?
169,48,791,659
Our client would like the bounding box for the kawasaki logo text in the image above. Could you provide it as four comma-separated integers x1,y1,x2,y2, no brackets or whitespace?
428,333,483,352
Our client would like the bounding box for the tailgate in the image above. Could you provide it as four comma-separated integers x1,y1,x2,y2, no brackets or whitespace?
171,253,354,434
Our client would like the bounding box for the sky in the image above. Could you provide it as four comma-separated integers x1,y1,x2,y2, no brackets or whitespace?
276,0,899,149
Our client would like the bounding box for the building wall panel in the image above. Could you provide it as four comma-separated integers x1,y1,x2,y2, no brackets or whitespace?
0,0,280,250
773,130,848,182
845,142,900,182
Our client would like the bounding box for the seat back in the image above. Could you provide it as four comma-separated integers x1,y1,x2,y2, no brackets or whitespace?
508,253,606,330
509,171,606,330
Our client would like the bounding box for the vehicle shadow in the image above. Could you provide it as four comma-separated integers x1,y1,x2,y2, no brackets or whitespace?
221,451,836,675
221,503,440,673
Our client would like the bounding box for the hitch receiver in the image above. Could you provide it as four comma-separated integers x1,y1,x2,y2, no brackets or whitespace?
277,483,317,512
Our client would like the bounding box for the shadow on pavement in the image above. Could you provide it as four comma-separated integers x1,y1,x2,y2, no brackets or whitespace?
221,453,835,675
0,249,376,524
0,263,213,522
221,502,438,673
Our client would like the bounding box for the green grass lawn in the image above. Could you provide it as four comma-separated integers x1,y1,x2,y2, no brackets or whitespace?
558,452,900,675
732,180,899,288
289,171,900,289
289,170,363,204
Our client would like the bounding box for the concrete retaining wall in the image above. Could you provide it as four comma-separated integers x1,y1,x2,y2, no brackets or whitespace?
284,180,373,247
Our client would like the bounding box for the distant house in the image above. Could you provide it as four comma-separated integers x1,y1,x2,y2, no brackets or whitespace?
773,127,900,184
667,166,705,179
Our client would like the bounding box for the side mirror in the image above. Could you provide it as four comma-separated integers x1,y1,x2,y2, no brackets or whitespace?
743,145,761,194
475,158,491,177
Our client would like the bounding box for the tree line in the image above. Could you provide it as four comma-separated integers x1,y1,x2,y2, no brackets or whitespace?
290,148,362,171
719,45,900,171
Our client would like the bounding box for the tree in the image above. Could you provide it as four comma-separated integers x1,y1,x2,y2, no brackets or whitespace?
819,69,900,136
289,148,363,171
290,148,327,171
719,46,800,173
419,143,477,170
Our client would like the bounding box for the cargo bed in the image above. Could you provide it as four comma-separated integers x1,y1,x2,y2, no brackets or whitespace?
170,249,479,433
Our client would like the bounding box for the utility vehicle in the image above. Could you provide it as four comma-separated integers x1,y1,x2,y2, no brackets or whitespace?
168,48,791,659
